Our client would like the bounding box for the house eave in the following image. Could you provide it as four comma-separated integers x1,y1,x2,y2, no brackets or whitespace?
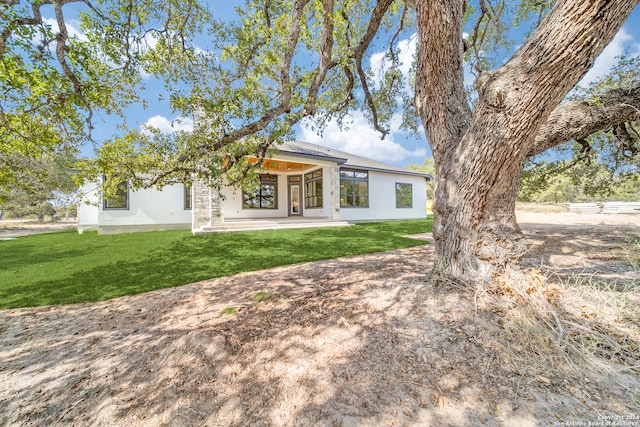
276,149,348,165
344,164,432,179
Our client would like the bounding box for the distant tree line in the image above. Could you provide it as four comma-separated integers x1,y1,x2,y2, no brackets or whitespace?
0,152,77,221
409,151,640,205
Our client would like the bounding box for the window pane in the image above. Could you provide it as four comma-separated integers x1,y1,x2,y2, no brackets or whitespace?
340,180,354,206
396,183,412,208
303,170,322,209
340,194,351,205
356,181,367,195
340,181,352,197
243,191,260,208
184,184,192,210
104,180,128,209
356,181,368,206
340,169,368,207
243,175,278,209
105,194,126,209
261,184,276,208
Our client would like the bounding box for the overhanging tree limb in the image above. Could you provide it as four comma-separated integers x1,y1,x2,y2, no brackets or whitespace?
528,84,640,157
172,0,396,177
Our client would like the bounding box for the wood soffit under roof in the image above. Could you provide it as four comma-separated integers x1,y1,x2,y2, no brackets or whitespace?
248,157,317,173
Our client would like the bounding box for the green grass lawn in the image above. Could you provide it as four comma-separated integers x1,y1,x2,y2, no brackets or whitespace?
0,219,432,309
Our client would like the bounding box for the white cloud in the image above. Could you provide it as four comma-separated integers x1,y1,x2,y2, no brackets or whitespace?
42,17,87,42
299,112,427,164
142,115,194,134
369,33,417,90
579,28,639,86
463,62,476,88
389,113,405,134
371,32,479,94
396,35,417,81
140,31,159,50
369,50,386,86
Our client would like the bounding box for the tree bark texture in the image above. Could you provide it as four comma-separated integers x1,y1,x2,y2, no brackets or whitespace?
415,0,639,284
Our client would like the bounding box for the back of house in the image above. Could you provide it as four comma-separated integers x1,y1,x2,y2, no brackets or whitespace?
78,141,432,234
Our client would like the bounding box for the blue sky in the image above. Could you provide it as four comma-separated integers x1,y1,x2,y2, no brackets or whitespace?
52,2,640,167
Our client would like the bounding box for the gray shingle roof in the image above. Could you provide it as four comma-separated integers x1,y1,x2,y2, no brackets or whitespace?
278,141,431,178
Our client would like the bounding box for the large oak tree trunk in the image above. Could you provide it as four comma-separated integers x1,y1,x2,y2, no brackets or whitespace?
415,0,639,284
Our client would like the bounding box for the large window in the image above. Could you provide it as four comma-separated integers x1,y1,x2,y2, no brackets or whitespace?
103,178,129,210
396,183,413,208
243,174,278,209
340,169,368,207
304,169,323,208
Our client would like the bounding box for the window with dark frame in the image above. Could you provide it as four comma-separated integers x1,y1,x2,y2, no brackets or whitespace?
103,178,129,210
243,174,278,209
340,169,368,207
396,183,413,208
304,169,323,208
184,184,192,210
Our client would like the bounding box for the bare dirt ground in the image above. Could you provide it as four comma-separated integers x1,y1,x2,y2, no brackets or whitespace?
0,220,76,238
1,213,639,426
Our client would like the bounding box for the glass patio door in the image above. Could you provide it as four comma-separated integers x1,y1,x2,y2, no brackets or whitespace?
288,176,302,216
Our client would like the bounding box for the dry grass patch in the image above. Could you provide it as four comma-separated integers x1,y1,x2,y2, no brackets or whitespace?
476,265,639,406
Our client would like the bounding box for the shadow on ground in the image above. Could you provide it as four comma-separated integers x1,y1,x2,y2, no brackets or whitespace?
1,227,638,426
521,224,639,286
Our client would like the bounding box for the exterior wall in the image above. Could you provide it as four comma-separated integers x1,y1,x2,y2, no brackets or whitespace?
99,184,191,232
192,177,210,229
77,182,100,231
339,171,427,222
77,181,192,234
76,157,429,233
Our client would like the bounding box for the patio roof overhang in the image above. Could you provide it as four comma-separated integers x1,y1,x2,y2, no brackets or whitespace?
247,157,322,173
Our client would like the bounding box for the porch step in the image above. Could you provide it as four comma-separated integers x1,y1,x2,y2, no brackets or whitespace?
194,219,352,234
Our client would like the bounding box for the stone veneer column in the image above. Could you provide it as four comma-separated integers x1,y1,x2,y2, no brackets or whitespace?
191,177,223,233
328,165,341,221
210,184,223,225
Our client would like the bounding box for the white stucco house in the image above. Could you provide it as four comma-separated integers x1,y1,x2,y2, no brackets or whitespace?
78,140,432,234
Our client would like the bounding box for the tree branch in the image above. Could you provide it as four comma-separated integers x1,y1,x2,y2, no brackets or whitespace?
280,0,311,109
528,84,640,157
1,1,44,58
352,0,397,137
194,0,396,158
613,123,639,158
